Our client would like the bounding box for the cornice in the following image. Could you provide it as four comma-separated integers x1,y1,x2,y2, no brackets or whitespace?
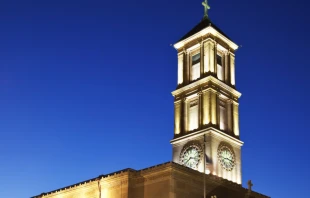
171,76,241,98
170,127,244,147
186,43,201,52
174,26,238,51
32,168,135,198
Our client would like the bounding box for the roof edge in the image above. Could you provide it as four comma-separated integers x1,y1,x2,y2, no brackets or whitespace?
174,26,238,51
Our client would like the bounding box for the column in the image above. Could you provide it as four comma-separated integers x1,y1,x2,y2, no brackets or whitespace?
185,52,190,84
211,91,217,125
202,90,211,125
177,53,184,85
203,41,210,73
200,43,204,76
198,92,203,127
216,93,220,127
213,43,217,74
224,52,229,83
210,42,215,74
227,100,233,135
174,100,181,135
232,102,240,136
183,99,188,132
230,53,236,86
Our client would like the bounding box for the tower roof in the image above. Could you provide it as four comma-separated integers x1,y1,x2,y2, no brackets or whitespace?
178,18,231,42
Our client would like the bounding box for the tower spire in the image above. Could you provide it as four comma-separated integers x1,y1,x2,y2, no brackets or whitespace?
202,0,211,19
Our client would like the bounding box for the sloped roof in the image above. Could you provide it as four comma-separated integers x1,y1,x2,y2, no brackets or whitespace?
178,18,231,42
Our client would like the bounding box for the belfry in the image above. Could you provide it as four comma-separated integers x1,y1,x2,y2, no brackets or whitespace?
32,2,269,198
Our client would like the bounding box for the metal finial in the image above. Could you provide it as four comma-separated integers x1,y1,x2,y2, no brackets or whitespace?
202,0,211,19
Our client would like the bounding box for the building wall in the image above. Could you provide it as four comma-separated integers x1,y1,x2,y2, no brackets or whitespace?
171,164,266,198
208,132,242,184
34,163,268,198
171,128,242,184
130,166,171,198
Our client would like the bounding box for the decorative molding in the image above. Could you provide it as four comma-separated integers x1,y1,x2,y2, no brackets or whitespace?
170,127,243,146
217,43,228,53
171,76,241,98
174,27,238,51
186,43,201,52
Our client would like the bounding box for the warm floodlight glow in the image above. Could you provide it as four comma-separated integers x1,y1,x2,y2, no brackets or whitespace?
210,42,215,73
233,103,239,136
174,101,181,134
174,26,238,51
178,54,184,84
203,91,211,125
219,106,225,130
188,101,199,131
203,43,209,73
186,43,201,52
211,92,217,125
230,55,235,86
191,63,200,81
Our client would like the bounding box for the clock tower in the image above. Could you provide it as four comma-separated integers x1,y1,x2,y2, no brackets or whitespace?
171,1,243,184
32,1,270,197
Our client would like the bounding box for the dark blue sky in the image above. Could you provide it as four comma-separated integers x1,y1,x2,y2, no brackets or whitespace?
0,0,308,197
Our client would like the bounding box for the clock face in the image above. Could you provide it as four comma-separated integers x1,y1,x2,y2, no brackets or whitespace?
180,144,202,170
218,145,235,171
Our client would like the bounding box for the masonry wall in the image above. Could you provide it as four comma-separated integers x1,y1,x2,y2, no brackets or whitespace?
34,163,268,198
171,164,267,198
129,165,172,198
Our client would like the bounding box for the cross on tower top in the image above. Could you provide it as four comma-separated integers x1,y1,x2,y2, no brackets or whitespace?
202,0,211,19
247,180,253,194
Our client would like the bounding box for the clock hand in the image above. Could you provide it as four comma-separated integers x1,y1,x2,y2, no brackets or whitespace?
185,157,192,164
224,158,233,163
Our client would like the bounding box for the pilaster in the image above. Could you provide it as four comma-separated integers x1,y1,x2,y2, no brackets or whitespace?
200,41,204,76
174,100,182,135
198,91,203,128
183,98,188,133
177,53,184,85
202,90,211,125
184,51,189,85
203,41,211,73
230,53,236,86
214,43,217,74
226,100,233,135
209,41,215,73
232,102,240,137
224,52,229,84
211,91,217,125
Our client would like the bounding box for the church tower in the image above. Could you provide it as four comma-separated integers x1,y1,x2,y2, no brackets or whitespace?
171,0,243,184
31,2,271,197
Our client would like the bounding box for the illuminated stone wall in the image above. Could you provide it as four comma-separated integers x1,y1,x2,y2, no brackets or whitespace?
33,163,268,198
171,25,243,185
37,172,130,198
172,78,241,136
171,127,242,184
172,31,241,137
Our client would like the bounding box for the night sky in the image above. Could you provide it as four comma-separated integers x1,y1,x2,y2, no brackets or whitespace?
0,0,309,197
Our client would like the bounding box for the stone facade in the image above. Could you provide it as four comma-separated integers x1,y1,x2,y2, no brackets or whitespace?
171,19,243,184
32,162,268,198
